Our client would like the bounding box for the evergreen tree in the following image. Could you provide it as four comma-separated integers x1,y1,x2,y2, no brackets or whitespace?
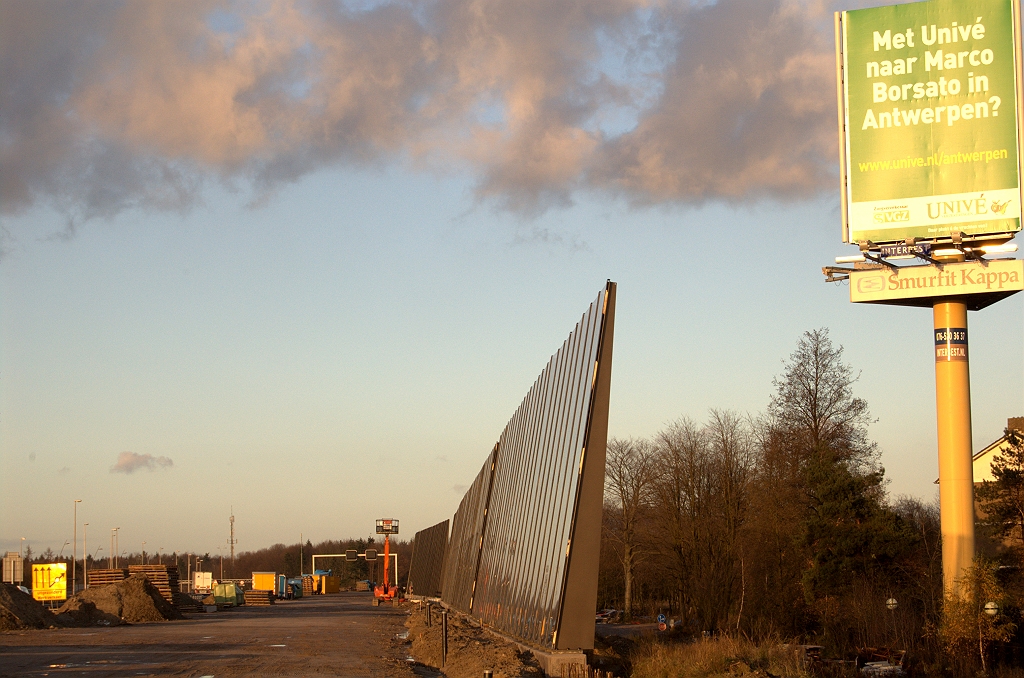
976,429,1024,551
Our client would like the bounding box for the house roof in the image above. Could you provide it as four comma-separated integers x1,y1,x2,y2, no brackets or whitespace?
933,417,1022,484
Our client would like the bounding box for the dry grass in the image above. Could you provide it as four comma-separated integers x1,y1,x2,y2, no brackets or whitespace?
629,635,810,678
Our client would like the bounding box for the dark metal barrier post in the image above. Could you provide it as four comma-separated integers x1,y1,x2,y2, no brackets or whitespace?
484,671,493,678
426,602,432,627
441,610,448,667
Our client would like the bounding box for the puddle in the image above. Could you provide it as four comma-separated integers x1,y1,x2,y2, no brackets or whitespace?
269,644,287,647
396,631,410,640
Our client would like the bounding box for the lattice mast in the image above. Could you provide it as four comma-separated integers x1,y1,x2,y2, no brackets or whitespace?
228,507,237,563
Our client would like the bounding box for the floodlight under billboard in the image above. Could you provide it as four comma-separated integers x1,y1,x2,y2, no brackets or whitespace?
836,0,1023,247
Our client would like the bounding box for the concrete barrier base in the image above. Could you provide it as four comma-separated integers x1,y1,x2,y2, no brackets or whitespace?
527,648,588,677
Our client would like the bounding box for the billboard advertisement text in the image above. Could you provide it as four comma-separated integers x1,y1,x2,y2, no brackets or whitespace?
838,0,1022,244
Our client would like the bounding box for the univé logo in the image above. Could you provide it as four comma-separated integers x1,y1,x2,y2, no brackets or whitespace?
873,205,910,223
857,275,885,293
927,194,988,219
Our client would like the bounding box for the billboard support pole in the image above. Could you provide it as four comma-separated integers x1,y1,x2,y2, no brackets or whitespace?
933,300,975,598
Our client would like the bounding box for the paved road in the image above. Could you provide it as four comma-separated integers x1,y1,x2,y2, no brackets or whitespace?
594,622,660,638
0,592,428,677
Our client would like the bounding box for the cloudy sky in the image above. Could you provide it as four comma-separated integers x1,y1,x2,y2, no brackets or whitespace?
2,0,1021,559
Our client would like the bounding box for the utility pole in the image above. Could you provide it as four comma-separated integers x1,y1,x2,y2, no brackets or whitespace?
73,500,81,595
83,523,88,590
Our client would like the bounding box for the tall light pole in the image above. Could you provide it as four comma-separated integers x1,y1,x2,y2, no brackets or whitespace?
83,523,89,590
20,537,25,558
115,528,120,568
73,499,81,594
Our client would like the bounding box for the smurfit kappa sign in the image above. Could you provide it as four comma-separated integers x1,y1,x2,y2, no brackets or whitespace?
850,258,1023,303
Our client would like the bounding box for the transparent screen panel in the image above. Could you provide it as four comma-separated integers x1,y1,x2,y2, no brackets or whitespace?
471,288,608,646
408,520,449,598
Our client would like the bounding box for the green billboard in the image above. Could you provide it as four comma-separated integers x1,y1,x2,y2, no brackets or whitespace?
837,0,1023,244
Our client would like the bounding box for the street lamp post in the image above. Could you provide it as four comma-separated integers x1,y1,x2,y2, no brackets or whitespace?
73,499,81,595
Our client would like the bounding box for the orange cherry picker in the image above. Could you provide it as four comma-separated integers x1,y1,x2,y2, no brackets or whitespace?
372,518,399,605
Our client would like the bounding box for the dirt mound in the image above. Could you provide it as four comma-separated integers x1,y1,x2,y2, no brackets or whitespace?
406,605,543,678
0,583,64,631
56,574,182,625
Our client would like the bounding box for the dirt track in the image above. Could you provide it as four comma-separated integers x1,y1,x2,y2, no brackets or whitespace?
0,591,434,677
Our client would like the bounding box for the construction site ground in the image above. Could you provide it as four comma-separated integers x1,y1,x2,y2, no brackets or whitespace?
0,591,435,677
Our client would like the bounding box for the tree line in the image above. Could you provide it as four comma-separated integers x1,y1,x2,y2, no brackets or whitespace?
599,328,1024,673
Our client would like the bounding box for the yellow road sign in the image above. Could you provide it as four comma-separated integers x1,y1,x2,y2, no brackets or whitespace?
32,563,67,601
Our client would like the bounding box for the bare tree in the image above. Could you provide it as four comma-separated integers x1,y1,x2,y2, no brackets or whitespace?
706,410,754,629
768,328,877,470
605,436,656,620
653,414,752,631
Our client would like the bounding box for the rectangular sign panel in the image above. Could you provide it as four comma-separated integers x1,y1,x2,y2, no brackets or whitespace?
850,258,1024,302
838,0,1023,244
31,563,67,601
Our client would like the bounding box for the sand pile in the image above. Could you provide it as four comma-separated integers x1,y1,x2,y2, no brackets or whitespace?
0,583,65,631
406,605,543,678
56,574,182,625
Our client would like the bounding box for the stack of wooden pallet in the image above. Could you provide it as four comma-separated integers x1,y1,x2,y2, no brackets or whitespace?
302,575,314,596
87,568,128,587
244,589,275,606
127,565,179,604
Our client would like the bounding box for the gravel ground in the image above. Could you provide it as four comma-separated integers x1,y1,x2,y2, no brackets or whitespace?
0,591,430,677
